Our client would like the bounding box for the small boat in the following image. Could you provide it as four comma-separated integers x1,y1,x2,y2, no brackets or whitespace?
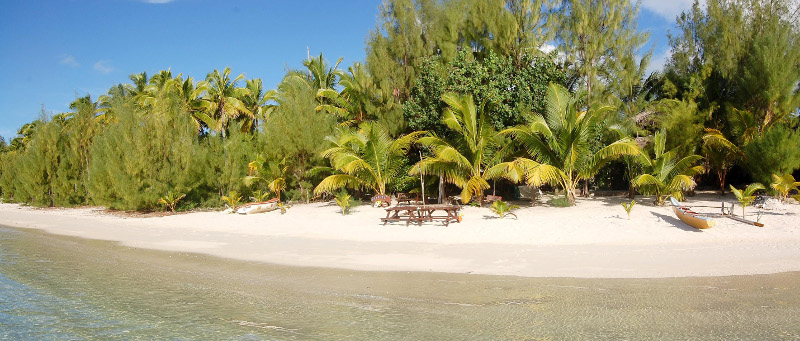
236,198,279,215
669,197,716,229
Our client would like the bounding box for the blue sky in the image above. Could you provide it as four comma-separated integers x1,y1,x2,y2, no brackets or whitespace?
0,0,697,140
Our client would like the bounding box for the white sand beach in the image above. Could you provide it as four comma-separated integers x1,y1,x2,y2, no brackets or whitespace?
2,193,799,278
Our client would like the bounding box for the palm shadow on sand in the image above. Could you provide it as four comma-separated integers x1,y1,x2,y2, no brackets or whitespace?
650,211,703,233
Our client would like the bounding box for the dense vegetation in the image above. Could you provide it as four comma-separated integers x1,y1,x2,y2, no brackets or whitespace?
1,0,798,210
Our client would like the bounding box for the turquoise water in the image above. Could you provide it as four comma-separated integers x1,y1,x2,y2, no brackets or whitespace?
2,225,800,340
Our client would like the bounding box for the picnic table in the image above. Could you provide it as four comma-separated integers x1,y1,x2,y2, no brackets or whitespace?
395,192,421,205
381,204,462,226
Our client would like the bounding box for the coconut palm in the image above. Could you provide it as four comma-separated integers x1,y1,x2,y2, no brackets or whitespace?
316,63,381,126
702,128,746,195
125,71,149,101
770,174,800,202
633,130,705,205
730,183,765,218
411,92,504,204
244,156,290,203
199,67,252,137
493,83,641,204
314,123,425,196
241,79,278,131
175,77,210,133
302,53,342,91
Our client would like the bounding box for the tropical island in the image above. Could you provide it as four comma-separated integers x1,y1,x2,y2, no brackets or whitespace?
1,0,799,279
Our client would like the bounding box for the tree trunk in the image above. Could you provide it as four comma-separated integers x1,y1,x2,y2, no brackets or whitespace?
718,169,727,195
628,183,636,199
438,175,444,204
581,180,589,197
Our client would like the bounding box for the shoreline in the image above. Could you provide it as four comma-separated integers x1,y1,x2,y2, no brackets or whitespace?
1,194,799,279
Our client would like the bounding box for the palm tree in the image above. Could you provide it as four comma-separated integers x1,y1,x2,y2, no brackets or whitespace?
302,53,342,91
244,156,290,203
730,183,765,218
495,83,640,204
314,123,425,196
199,67,252,137
315,63,380,126
770,174,800,202
141,70,175,106
125,71,149,101
633,130,705,205
241,79,278,131
96,84,130,125
175,77,210,133
412,93,501,204
702,128,746,195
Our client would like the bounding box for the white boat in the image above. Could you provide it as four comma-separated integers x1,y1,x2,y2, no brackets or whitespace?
236,199,279,215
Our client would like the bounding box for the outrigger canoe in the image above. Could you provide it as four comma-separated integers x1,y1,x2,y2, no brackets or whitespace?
236,198,279,215
669,197,716,229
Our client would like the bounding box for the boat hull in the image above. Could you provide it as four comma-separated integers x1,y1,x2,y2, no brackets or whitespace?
672,206,716,229
236,200,279,215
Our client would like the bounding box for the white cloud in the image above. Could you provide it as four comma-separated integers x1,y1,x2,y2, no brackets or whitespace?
59,55,79,67
645,49,671,75
142,0,175,3
639,0,706,21
93,60,114,74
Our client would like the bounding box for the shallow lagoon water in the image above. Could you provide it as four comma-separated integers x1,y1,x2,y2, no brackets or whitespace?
1,225,799,340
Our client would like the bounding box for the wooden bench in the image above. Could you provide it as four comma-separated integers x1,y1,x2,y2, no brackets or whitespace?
396,192,421,205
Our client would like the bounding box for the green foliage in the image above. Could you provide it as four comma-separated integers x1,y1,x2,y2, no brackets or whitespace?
556,0,648,107
200,126,260,202
315,123,424,196
546,197,572,207
263,72,337,202
490,200,519,219
730,183,765,218
221,190,243,212
633,131,705,205
199,67,253,137
492,84,641,205
88,96,205,211
655,99,708,152
404,50,565,135
412,92,502,204
666,0,800,186
770,174,800,202
334,190,358,216
250,190,271,202
245,155,290,203
621,200,635,220
366,0,555,101
742,124,800,185
157,191,186,212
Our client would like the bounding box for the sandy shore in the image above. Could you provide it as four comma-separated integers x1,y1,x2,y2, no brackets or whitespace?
1,193,799,278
